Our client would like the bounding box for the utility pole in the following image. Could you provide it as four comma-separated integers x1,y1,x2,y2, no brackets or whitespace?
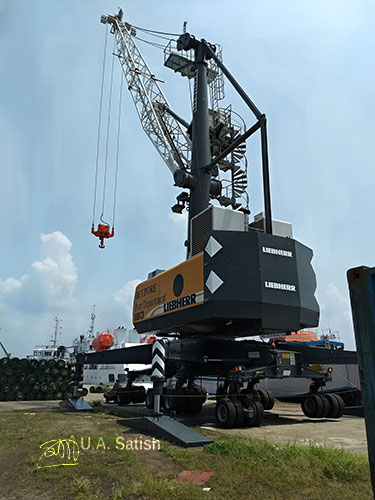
347,266,375,497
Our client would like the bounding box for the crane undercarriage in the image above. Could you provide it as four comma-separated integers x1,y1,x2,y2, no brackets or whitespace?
75,337,352,428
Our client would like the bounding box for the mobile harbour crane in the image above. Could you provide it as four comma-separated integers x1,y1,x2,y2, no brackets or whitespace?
77,9,357,436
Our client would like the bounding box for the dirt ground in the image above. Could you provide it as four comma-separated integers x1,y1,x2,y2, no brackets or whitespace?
199,401,368,455
0,395,368,455
0,394,372,500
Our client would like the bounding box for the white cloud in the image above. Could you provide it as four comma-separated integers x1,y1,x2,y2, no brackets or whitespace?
168,212,188,226
318,282,355,349
0,231,77,311
114,279,142,304
0,231,80,356
114,279,142,325
0,275,27,294
30,231,77,308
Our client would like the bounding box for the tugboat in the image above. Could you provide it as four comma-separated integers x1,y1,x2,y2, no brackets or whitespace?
28,317,66,361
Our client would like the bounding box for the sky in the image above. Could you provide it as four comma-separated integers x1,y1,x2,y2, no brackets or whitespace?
1,0,374,356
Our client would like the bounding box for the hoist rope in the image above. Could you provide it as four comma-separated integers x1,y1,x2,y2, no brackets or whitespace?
134,30,175,42
112,70,124,229
92,23,109,225
130,24,180,37
100,36,116,226
134,35,166,50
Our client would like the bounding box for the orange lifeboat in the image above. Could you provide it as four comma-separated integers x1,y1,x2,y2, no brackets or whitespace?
140,334,157,344
92,331,114,352
270,331,318,343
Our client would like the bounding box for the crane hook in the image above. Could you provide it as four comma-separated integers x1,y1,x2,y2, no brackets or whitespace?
91,223,114,249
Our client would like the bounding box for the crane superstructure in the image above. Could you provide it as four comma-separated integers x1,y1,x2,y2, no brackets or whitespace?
100,10,319,338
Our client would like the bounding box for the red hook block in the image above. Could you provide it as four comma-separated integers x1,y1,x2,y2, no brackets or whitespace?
91,224,114,249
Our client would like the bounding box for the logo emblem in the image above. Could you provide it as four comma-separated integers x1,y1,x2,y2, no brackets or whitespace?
173,274,184,297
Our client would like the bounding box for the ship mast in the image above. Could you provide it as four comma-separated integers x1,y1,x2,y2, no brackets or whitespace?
51,317,63,349
88,305,96,338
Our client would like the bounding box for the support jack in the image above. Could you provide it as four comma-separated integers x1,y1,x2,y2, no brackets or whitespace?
66,397,93,412
118,414,213,448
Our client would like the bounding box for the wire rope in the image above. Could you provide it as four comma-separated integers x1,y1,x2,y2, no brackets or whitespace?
100,36,116,225
134,29,175,42
130,24,180,37
92,23,108,225
112,70,124,229
134,35,166,50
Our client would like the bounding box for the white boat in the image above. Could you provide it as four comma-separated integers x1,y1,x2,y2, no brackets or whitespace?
77,309,154,389
28,317,67,362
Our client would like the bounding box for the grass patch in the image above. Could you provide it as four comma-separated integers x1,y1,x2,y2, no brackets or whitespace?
205,434,367,481
0,411,205,499
91,400,103,408
0,411,373,500
164,434,373,500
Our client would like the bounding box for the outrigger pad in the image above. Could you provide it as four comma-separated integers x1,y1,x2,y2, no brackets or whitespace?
118,416,214,448
67,397,93,411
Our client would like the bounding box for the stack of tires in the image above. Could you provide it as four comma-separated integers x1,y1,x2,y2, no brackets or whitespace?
89,385,106,394
0,357,75,401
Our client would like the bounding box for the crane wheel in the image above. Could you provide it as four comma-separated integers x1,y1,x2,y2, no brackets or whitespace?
163,389,186,414
319,394,331,417
116,390,132,406
162,391,173,411
244,400,264,427
261,390,275,410
325,393,345,418
185,396,203,415
131,386,146,404
301,394,326,418
185,388,204,415
196,385,208,402
215,398,237,428
145,389,154,409
232,398,246,427
173,389,187,413
255,389,271,410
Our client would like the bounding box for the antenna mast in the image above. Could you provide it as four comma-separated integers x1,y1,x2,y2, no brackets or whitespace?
88,305,96,337
52,317,63,349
